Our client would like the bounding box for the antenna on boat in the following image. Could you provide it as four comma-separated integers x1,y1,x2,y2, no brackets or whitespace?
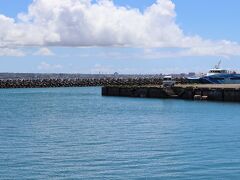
215,60,221,69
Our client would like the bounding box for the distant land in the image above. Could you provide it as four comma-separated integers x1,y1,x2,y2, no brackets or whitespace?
0,72,195,80
0,72,192,89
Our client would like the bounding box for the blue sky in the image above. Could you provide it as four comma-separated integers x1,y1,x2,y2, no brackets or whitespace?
0,0,240,74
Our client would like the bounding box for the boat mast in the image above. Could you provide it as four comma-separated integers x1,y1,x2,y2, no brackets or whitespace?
215,60,221,69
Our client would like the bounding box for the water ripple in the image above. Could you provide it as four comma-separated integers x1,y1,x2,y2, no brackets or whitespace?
0,87,240,179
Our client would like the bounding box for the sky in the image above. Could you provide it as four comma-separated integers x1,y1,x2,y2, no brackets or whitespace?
0,0,240,74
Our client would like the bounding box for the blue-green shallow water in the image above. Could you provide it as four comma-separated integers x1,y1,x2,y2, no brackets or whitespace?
0,87,240,179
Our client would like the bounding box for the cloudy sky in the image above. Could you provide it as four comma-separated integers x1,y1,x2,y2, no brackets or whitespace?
0,0,240,74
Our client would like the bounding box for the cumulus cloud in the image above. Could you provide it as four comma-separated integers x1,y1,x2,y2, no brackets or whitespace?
34,47,54,56
0,48,25,57
0,0,240,57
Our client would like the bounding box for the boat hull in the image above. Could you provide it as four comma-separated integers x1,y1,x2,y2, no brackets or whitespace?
200,74,240,84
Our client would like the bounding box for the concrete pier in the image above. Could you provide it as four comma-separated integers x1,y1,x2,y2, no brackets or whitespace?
102,84,240,102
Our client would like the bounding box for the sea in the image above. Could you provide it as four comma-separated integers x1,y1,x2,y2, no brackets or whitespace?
0,87,240,179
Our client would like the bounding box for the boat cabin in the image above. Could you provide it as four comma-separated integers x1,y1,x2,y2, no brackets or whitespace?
163,76,173,81
208,69,228,74
163,76,175,87
207,69,229,76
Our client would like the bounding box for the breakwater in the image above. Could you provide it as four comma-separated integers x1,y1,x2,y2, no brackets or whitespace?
0,78,164,88
102,84,240,102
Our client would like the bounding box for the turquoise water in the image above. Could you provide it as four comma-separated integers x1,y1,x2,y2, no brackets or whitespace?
0,87,240,179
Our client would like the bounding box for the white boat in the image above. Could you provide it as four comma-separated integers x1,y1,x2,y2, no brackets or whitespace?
163,76,175,87
188,61,240,84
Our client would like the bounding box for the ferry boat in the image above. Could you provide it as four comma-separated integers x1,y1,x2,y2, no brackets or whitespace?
188,61,240,84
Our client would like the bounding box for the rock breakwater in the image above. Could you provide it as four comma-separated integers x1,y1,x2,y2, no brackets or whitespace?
0,78,164,88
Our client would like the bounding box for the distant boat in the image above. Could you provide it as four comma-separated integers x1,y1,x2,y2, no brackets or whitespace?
162,75,175,87
188,61,240,84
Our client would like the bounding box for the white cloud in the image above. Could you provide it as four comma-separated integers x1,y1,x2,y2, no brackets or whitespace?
90,64,138,74
34,48,54,56
0,0,240,57
142,41,240,58
91,64,114,74
0,48,25,57
38,61,63,71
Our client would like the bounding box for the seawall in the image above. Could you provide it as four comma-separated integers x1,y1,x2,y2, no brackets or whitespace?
102,84,240,102
0,78,164,88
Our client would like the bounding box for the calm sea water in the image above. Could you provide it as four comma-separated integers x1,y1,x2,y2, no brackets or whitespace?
0,87,240,179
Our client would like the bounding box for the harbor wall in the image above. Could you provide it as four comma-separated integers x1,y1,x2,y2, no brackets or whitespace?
0,78,163,89
102,85,240,102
